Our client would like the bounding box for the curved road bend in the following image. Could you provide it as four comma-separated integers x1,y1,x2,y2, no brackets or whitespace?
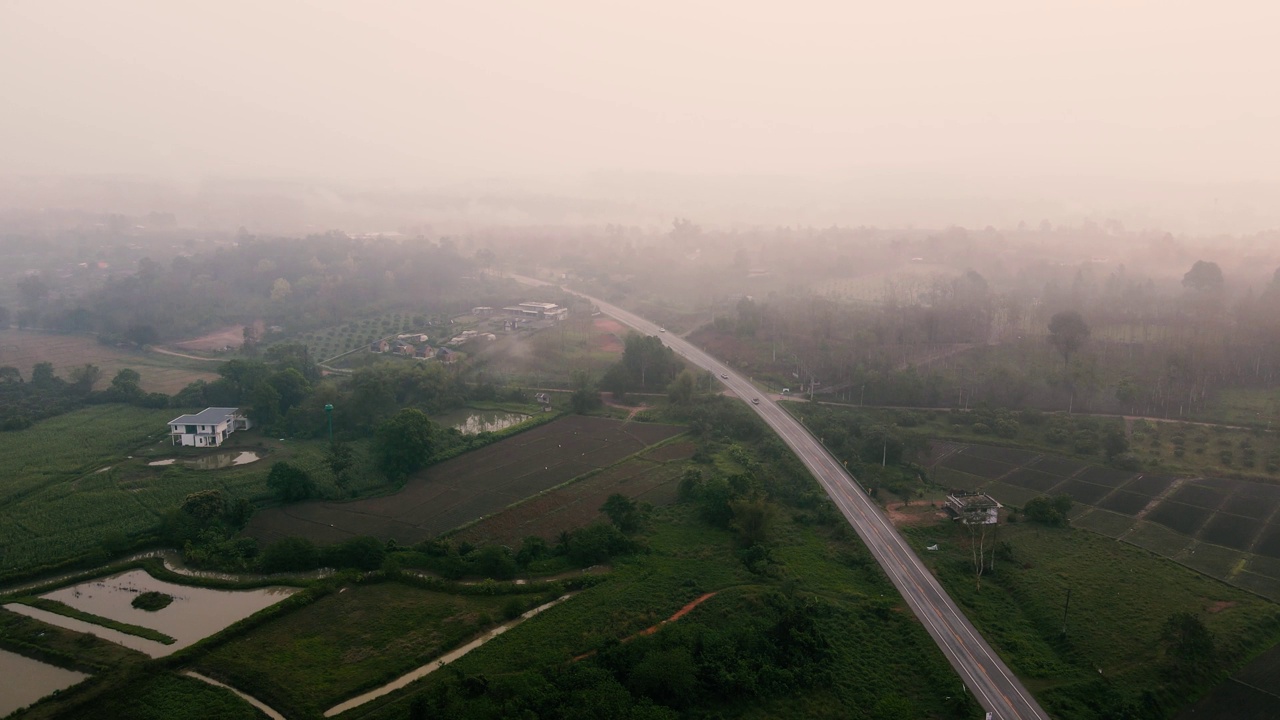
511,275,1048,720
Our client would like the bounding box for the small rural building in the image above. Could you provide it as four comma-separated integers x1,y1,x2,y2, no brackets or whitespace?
168,407,251,448
503,302,568,321
519,302,568,320
472,306,494,316
945,493,1001,525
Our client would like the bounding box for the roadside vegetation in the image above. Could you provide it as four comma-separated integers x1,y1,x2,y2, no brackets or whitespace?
904,521,1280,719
5,396,982,720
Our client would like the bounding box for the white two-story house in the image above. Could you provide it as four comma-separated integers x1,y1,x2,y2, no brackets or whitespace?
168,407,251,447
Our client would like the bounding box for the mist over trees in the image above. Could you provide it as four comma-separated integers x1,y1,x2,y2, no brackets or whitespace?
4,231,477,344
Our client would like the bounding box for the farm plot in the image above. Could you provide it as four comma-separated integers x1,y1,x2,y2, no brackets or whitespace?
1254,527,1280,560
1075,466,1138,488
1236,481,1280,502
1147,501,1214,537
959,444,1042,465
982,482,1042,508
1002,467,1065,493
1222,493,1276,520
456,458,685,546
1028,455,1087,477
195,583,545,719
937,452,1014,479
1071,508,1136,538
1053,479,1114,505
1199,513,1264,553
0,406,184,574
924,440,1280,601
931,466,987,492
0,329,217,394
1174,542,1247,582
245,416,685,547
1097,490,1152,516
1123,474,1176,496
1176,678,1280,720
1124,521,1194,557
1168,483,1231,510
641,440,696,462
294,312,427,362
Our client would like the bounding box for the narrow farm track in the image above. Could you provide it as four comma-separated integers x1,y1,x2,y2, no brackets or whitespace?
511,274,1049,720
182,671,286,720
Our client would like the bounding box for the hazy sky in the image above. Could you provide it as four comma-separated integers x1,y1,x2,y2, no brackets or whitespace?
3,2,1278,211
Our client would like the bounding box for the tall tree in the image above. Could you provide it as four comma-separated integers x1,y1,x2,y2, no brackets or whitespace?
266,462,316,502
1048,311,1090,368
17,274,49,307
1160,612,1215,681
68,364,103,393
1181,260,1224,293
374,408,436,480
324,441,354,489
667,369,697,405
31,362,58,389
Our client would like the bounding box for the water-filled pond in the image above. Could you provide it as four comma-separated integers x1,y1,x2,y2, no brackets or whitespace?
12,569,296,657
434,409,529,435
147,450,261,469
0,649,89,717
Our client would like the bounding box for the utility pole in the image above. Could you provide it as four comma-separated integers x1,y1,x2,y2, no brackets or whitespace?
1061,587,1072,637
324,404,334,444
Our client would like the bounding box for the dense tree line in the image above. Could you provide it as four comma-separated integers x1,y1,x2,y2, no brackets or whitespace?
10,232,478,342
0,361,169,430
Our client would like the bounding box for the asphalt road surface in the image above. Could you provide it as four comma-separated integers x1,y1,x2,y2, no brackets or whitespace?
513,275,1049,720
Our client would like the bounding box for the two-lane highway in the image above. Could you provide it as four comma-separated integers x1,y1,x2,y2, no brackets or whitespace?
512,275,1049,720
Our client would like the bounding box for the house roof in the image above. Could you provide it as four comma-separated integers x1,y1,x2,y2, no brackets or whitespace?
169,407,241,425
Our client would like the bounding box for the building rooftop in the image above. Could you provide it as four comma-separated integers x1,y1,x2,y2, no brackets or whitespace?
169,407,241,425
519,302,559,310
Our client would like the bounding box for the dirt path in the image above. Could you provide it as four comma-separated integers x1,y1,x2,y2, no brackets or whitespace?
602,395,652,421
324,594,575,717
640,591,717,633
150,347,222,362
573,591,718,661
183,672,285,720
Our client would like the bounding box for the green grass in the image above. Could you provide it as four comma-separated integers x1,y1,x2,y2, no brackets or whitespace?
1071,508,1137,538
1174,542,1249,583
903,521,1280,719
0,606,148,673
341,501,975,720
0,406,390,579
1123,520,1194,557
194,581,548,719
1203,387,1280,427
15,598,176,644
35,672,268,720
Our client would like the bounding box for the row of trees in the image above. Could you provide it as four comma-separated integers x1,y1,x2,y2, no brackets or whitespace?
8,232,481,343
0,361,169,430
